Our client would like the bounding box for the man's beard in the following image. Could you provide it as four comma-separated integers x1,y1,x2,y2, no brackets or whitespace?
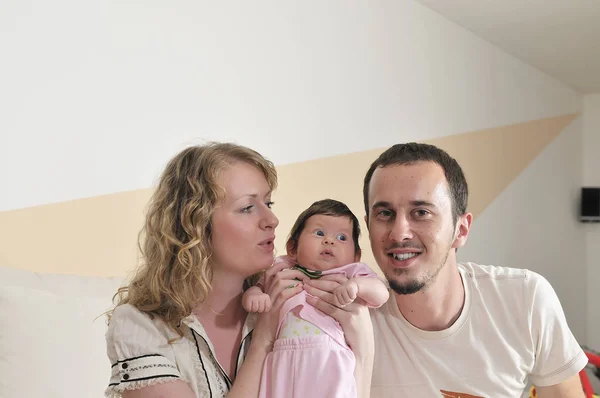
389,277,426,295
387,244,452,296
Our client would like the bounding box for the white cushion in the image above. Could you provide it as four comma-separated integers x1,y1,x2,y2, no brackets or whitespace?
0,266,125,398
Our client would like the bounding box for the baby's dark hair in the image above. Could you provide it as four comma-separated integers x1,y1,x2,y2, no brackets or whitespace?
286,199,361,255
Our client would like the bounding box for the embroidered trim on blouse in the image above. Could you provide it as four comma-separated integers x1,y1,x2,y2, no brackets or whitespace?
106,353,181,395
105,376,179,398
190,328,213,397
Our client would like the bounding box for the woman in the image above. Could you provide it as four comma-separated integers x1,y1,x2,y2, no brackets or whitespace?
105,142,374,398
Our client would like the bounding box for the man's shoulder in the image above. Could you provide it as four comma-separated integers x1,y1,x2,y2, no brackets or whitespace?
458,262,553,316
458,261,544,287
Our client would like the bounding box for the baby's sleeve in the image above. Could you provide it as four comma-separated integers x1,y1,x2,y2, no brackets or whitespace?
105,304,182,397
346,262,381,279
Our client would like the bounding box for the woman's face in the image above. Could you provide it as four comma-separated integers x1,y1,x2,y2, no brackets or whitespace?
210,162,279,278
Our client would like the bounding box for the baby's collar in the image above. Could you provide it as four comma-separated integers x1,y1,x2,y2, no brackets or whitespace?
291,263,323,279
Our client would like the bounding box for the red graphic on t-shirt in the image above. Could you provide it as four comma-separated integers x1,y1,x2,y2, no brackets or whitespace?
440,390,484,398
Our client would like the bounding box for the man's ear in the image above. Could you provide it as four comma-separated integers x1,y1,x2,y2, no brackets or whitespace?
451,213,472,249
364,215,369,231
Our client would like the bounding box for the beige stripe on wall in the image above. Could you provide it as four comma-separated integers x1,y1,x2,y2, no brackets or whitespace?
0,114,577,277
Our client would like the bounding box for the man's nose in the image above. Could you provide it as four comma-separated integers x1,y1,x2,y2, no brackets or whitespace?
389,215,413,242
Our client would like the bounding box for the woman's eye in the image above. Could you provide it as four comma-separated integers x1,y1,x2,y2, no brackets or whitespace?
337,234,347,241
315,230,325,237
265,201,274,209
241,205,253,213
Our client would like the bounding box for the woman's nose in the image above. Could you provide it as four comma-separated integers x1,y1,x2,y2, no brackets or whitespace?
260,209,279,230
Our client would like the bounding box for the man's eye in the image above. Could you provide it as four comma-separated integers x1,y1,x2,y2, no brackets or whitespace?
378,210,392,217
414,209,429,217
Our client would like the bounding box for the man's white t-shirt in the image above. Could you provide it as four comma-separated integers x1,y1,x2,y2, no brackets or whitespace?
370,262,587,398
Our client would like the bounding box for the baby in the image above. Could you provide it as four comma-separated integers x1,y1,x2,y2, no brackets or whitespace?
242,199,389,398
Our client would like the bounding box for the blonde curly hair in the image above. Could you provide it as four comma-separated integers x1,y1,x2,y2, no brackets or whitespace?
110,142,277,333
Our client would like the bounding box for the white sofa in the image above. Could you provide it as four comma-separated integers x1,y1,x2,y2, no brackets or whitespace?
3,266,598,398
0,266,124,398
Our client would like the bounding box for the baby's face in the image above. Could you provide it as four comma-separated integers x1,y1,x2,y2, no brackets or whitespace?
293,214,358,271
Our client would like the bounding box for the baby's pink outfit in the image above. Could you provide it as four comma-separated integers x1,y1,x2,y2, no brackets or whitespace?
258,257,379,398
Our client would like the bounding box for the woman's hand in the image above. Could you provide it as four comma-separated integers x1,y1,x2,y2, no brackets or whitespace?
251,264,307,349
303,274,375,398
228,264,307,397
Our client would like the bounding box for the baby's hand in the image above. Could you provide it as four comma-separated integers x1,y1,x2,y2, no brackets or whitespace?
243,292,272,313
333,280,359,307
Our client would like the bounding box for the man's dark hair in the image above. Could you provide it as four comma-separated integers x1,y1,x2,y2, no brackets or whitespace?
363,142,468,223
287,199,361,255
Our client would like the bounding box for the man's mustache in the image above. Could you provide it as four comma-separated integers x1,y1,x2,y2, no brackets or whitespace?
386,242,424,251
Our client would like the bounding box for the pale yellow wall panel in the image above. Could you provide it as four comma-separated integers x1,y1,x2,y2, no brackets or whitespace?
0,189,151,277
429,114,577,219
0,114,576,277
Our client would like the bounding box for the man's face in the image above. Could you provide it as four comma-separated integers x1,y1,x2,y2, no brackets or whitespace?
366,161,468,295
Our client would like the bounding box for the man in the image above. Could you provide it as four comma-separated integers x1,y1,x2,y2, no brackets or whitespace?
363,143,587,397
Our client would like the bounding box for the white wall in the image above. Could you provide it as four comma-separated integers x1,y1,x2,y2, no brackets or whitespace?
0,0,580,212
0,0,590,347
458,120,587,342
583,94,600,350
